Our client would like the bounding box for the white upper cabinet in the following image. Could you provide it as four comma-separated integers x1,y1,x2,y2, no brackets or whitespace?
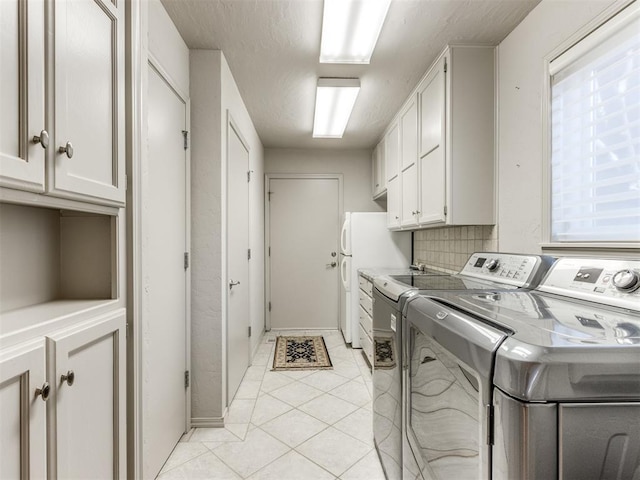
51,0,125,205
0,0,125,207
387,175,401,228
418,56,446,225
0,0,46,192
385,121,400,182
385,45,496,230
372,138,386,198
400,97,419,227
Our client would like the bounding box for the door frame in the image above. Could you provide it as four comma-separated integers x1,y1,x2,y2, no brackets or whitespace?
224,111,251,406
127,15,191,475
264,173,344,331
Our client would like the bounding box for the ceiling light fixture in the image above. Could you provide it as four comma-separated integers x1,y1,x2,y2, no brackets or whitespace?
312,78,361,138
320,0,392,64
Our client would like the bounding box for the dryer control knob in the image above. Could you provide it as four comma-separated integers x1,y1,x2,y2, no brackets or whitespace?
612,269,640,292
486,259,499,272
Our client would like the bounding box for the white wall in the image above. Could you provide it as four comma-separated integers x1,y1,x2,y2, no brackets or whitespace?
190,50,224,424
190,51,265,425
497,0,619,253
265,148,383,213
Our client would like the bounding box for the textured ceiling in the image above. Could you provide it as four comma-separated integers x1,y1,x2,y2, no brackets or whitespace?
161,0,541,149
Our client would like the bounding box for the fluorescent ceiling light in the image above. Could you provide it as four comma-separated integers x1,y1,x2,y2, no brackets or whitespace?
320,0,392,64
313,78,361,138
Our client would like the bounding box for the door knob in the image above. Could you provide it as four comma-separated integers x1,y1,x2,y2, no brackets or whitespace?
61,370,75,386
326,262,337,268
58,141,74,159
32,130,49,149
35,382,51,401
229,280,241,290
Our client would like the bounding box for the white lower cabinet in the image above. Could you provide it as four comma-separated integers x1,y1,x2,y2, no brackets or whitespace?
0,309,126,479
48,310,126,479
358,274,374,366
0,339,47,479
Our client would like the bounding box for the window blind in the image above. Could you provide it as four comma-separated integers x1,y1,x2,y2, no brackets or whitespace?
550,13,640,242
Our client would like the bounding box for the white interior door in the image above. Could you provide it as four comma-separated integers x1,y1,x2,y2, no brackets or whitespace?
144,64,187,478
268,177,340,330
227,119,250,403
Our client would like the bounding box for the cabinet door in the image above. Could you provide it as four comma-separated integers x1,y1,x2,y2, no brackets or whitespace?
51,0,125,205
48,310,126,479
419,147,446,224
0,339,47,479
418,56,446,225
385,122,399,181
0,0,45,192
378,137,386,193
400,98,418,172
372,143,381,196
373,139,387,197
387,175,401,229
401,163,418,227
419,58,445,158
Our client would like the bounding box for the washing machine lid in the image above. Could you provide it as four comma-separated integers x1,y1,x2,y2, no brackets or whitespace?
428,290,640,401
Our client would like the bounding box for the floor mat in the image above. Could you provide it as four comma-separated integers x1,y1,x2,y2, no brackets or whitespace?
272,336,333,371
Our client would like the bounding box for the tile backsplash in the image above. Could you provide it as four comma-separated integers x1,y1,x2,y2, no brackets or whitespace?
413,225,498,272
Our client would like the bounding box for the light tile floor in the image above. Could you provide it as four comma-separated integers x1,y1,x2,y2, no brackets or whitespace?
157,329,386,479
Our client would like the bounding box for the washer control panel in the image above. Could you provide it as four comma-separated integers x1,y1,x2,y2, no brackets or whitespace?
461,253,544,287
538,258,640,311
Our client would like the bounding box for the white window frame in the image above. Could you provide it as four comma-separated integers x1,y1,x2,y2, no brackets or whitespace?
541,0,640,253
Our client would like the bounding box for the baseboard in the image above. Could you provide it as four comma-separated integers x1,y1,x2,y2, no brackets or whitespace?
190,417,225,428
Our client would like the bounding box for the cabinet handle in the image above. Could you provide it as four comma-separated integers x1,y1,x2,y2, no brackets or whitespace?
35,382,51,401
58,141,74,159
32,130,49,149
326,262,337,268
61,370,75,386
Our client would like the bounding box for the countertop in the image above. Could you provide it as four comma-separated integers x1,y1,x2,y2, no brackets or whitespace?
358,265,455,282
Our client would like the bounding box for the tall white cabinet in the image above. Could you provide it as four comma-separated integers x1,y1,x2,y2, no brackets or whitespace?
0,0,127,477
380,46,496,230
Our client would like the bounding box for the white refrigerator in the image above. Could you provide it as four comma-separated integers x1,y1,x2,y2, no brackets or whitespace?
340,212,411,347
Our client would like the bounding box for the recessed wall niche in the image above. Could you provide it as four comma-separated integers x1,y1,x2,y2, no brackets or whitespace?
0,203,116,316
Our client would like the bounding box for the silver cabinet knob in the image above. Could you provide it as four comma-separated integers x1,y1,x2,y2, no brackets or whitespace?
229,280,241,290
32,130,49,149
61,370,75,386
35,382,51,401
58,141,74,159
326,262,337,268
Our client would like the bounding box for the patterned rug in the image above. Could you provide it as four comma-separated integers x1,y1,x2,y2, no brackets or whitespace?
272,336,333,371
374,338,396,369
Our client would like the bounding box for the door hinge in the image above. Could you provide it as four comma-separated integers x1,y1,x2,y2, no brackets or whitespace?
247,170,254,182
268,191,272,201
125,174,128,191
444,60,448,73
268,246,271,257
184,252,190,269
182,130,189,150
126,322,130,339
184,370,190,388
248,248,251,260
268,301,272,312
248,326,252,337
444,205,448,216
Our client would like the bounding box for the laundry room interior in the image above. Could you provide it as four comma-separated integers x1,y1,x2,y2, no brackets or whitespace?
1,0,639,478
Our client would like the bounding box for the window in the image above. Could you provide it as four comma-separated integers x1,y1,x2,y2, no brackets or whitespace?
549,5,640,243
